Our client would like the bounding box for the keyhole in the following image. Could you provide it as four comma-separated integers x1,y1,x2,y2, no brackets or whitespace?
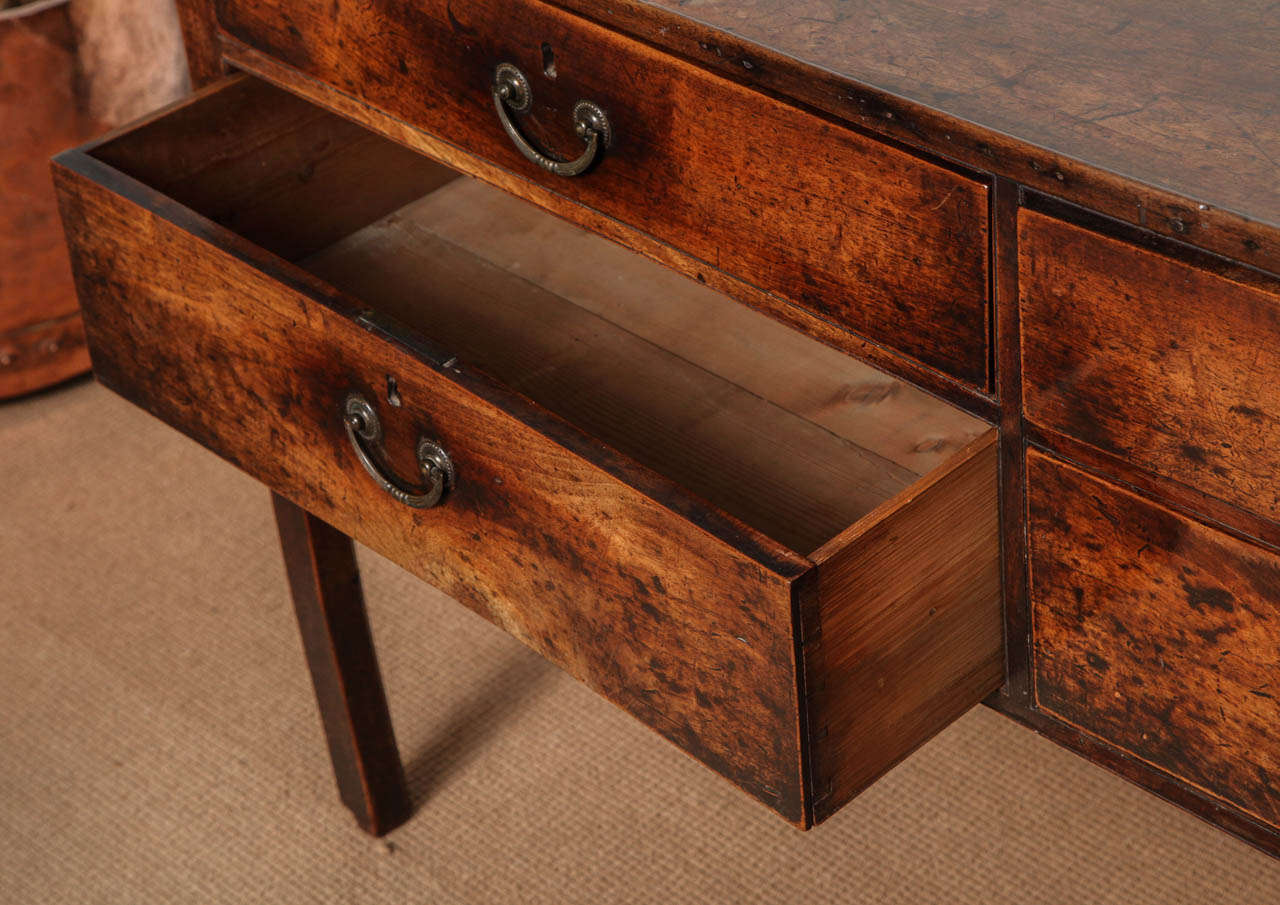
541,43,556,79
386,375,402,407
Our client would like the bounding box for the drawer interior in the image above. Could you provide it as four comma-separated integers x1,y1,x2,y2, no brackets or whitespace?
68,75,1002,825
89,77,987,556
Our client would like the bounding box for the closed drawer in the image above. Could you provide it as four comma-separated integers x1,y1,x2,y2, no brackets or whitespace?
210,0,992,389
1020,207,1280,522
54,76,1002,826
1028,449,1280,831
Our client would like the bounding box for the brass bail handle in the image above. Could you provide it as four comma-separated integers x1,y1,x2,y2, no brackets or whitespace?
492,62,612,177
342,394,455,509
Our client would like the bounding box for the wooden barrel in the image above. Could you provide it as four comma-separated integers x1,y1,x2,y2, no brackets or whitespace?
0,0,187,399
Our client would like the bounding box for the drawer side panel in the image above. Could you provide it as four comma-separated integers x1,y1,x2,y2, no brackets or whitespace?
808,431,1003,821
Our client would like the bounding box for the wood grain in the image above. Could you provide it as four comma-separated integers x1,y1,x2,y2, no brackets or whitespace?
55,147,815,824
304,179,987,553
0,1,93,398
1,0,187,399
807,432,1003,820
52,0,1280,855
273,493,410,836
53,79,1007,826
550,0,1280,272
1023,420,1280,561
174,0,225,85
1029,448,1280,831
0,311,88,398
90,75,457,262
1020,207,1280,524
207,38,998,418
211,0,993,388
346,178,988,478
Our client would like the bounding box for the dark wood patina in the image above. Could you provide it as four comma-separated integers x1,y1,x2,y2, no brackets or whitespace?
54,78,1003,826
553,0,1280,273
1,0,93,398
52,0,1280,859
0,0,186,398
1029,450,1280,836
272,493,410,836
212,0,994,389
1020,201,1280,523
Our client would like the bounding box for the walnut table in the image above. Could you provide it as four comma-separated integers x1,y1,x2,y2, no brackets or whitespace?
52,0,1280,855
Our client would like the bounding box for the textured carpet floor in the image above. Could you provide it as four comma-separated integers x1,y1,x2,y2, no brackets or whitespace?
3,379,1280,904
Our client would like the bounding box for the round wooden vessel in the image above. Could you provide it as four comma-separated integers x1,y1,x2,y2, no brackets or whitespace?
0,0,187,399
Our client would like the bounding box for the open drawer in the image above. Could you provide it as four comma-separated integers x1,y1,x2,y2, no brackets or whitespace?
53,76,1002,827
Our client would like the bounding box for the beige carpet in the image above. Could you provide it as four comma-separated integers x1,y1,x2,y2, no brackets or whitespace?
3,379,1279,904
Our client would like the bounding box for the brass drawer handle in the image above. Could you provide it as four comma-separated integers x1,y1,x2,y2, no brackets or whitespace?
492,62,611,177
343,394,455,509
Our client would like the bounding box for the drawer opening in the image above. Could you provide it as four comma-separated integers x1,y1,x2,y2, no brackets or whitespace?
87,77,988,557
63,74,1004,828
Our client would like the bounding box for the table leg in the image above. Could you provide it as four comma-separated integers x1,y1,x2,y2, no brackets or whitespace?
271,492,411,836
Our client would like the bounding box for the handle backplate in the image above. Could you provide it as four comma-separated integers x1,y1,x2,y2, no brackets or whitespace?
343,394,455,509
492,62,611,177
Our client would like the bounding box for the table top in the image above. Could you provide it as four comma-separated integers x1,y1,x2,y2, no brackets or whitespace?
559,0,1280,262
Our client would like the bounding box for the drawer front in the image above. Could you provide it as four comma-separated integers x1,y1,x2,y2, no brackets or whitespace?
212,0,992,388
54,154,813,823
1020,208,1280,522
1028,449,1280,829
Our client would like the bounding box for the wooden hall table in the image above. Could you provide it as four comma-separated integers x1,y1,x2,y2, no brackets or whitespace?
52,0,1280,855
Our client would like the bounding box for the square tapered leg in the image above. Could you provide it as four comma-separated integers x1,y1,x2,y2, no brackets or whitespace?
272,493,410,836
